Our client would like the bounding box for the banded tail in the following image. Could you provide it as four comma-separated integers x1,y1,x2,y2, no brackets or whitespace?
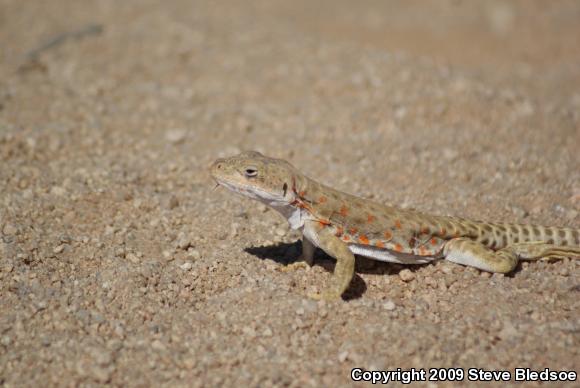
476,222,580,251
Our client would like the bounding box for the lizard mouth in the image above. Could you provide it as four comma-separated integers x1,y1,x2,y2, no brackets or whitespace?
212,176,289,206
212,177,257,198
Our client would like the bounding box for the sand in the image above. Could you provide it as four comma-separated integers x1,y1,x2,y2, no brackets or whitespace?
1,1,578,386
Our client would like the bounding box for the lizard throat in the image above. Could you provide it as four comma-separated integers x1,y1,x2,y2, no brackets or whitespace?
270,204,305,229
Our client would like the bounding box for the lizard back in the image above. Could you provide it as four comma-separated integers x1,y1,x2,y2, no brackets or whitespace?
295,175,580,259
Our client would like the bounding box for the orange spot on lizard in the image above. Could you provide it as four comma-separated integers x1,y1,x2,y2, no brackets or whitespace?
339,205,348,217
318,196,327,203
299,190,307,197
430,238,438,246
394,220,402,229
384,230,393,240
342,235,350,242
349,227,358,235
359,235,369,244
367,214,376,223
375,241,385,248
394,243,404,252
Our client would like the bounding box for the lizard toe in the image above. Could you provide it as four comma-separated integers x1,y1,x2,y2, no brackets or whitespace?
307,290,342,301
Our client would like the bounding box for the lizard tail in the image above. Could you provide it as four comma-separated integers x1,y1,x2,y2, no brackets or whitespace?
472,222,580,261
498,224,580,248
515,244,580,262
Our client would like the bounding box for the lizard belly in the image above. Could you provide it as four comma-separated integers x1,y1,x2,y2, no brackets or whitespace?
348,244,436,264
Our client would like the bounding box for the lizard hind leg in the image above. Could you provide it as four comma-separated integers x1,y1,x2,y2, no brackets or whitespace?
443,238,518,273
443,239,580,273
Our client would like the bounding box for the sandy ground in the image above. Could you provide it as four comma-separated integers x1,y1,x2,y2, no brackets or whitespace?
1,0,579,386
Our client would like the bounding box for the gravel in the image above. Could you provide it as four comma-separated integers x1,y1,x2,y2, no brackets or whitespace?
0,0,579,386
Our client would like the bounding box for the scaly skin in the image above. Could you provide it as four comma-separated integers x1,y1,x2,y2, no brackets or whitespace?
210,151,580,300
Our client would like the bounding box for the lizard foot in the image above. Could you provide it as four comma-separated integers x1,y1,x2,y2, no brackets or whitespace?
279,260,311,272
307,290,342,301
540,255,572,262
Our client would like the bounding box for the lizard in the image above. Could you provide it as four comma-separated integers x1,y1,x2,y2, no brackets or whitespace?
210,151,580,300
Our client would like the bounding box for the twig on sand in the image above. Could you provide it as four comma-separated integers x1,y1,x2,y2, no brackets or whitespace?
26,23,103,60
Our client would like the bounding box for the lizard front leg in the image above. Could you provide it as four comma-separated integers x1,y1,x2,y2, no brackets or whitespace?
299,237,316,266
303,220,355,300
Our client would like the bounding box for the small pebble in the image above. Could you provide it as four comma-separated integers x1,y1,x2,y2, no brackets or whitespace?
165,128,187,144
151,340,166,351
168,196,179,209
126,253,140,264
2,224,17,236
570,189,580,204
509,205,528,218
163,250,173,261
383,300,396,310
180,262,192,270
338,351,349,362
50,186,67,196
565,209,578,220
440,264,454,275
187,249,201,260
399,269,415,282
176,234,191,250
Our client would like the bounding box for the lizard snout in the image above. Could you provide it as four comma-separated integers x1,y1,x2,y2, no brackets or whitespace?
209,158,226,177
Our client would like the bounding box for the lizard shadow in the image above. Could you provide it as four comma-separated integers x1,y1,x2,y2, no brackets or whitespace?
245,241,366,300
245,241,430,300
246,242,535,300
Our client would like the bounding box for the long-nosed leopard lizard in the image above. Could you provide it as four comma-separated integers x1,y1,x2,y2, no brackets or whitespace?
210,151,580,300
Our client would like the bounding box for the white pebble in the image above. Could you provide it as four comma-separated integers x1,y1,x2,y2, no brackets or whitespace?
399,269,415,282
179,262,192,270
338,351,349,362
165,128,187,144
126,253,140,264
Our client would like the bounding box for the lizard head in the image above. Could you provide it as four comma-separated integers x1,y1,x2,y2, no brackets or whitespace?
210,151,299,206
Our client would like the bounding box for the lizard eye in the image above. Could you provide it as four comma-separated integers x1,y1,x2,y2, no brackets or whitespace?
244,167,258,178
